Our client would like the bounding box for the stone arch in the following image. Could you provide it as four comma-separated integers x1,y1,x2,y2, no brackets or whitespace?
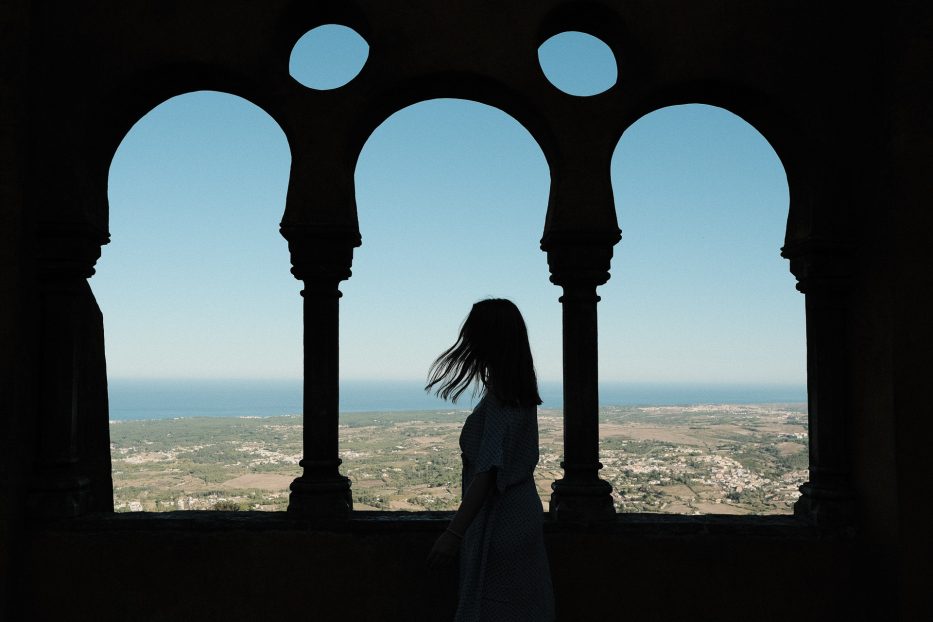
606,102,795,379
20,0,856,526
9,2,926,618
349,97,554,372
605,89,853,525
100,90,300,503
96,70,293,221
342,97,554,509
278,75,563,240
28,77,296,515
102,89,293,381
608,83,814,248
348,74,560,166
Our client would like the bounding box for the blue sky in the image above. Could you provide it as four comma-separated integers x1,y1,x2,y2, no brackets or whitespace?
98,29,803,385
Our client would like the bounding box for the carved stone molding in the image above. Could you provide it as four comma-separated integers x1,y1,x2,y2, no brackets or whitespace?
289,467,353,519
545,228,621,522
279,223,361,285
541,228,621,289
281,223,360,519
34,221,110,282
781,237,857,528
27,222,110,518
780,237,854,295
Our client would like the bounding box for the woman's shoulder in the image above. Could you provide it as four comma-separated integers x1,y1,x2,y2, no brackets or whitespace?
484,391,535,416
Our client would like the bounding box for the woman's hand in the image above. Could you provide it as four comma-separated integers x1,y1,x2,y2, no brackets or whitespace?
426,471,492,570
426,529,461,569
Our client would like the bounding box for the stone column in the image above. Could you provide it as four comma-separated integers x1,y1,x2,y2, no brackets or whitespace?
26,223,109,518
543,231,619,522
782,238,856,527
282,225,360,519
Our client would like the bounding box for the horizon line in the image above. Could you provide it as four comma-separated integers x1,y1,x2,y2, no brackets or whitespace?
106,376,806,386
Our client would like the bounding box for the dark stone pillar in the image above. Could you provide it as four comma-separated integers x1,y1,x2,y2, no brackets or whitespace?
782,239,856,527
282,225,360,519
543,231,619,522
77,292,114,514
26,223,110,518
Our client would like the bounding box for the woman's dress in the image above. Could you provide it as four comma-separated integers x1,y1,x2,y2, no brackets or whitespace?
456,392,555,622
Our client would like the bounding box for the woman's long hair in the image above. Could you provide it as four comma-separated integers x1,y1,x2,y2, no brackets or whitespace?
425,298,542,407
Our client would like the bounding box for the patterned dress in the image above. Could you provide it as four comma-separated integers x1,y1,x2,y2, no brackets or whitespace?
456,392,555,622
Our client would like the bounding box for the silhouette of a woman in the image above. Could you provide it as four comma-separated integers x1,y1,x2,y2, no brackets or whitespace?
426,298,555,621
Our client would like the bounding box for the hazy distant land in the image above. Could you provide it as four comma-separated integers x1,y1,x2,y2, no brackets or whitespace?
110,403,807,515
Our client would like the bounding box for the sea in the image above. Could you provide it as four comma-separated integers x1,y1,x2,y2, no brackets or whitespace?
107,378,806,421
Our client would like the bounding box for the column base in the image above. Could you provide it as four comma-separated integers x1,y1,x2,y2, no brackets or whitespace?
26,471,91,519
550,476,616,523
793,481,856,528
287,475,353,519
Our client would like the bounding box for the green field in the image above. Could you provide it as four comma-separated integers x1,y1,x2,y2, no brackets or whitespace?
110,404,808,514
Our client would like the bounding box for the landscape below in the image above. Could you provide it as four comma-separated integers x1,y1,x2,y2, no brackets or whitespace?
110,404,808,514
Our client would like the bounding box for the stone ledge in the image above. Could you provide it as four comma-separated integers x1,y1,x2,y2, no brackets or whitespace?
30,511,841,540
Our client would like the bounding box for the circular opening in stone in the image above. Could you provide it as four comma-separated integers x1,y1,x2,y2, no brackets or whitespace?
289,24,369,90
538,31,618,96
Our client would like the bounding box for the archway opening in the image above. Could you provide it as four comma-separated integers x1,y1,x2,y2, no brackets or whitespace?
100,91,298,512
344,98,560,510
601,104,806,515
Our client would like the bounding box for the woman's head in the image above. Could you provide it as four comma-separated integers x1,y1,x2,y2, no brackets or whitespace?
426,298,542,407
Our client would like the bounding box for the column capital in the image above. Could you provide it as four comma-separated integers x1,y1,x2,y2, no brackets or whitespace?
780,237,855,295
280,223,361,284
35,221,110,282
541,228,621,288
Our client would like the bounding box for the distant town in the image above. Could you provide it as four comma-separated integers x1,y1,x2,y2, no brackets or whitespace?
110,403,808,515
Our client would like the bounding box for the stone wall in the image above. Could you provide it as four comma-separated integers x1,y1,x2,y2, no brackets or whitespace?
2,1,931,619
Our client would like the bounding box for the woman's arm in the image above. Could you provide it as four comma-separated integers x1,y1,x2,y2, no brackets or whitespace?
448,469,495,535
426,470,495,567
